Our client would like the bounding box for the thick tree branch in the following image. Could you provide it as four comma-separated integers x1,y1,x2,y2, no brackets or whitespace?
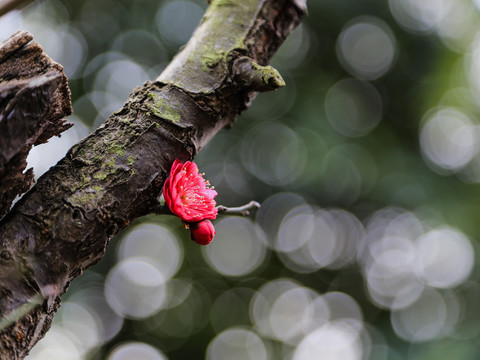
0,30,72,218
0,0,306,358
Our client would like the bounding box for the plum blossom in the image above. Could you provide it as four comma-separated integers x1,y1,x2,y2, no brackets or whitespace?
163,160,218,244
163,160,218,222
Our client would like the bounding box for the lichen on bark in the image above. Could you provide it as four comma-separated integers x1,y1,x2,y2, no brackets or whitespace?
158,0,262,93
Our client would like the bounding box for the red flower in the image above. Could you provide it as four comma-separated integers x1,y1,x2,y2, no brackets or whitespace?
189,220,216,245
163,160,218,222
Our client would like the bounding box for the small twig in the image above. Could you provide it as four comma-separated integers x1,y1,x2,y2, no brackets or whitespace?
216,201,261,216
232,56,285,92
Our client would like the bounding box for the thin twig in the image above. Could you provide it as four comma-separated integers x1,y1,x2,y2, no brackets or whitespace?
216,201,261,216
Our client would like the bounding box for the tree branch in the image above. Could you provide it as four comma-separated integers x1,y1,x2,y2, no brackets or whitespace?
0,1,306,358
0,30,72,218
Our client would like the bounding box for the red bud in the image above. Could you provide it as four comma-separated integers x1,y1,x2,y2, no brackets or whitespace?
189,220,216,245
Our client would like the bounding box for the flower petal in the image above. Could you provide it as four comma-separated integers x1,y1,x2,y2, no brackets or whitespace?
163,160,217,222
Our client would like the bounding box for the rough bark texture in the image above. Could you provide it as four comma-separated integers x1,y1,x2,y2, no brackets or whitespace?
0,30,72,218
0,0,306,358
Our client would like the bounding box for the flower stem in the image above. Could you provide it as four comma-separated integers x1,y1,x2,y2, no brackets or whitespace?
216,201,261,216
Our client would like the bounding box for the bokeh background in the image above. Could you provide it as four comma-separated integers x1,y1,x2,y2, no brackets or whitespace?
2,0,480,359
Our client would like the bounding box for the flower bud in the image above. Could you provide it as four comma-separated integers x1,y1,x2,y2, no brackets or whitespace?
189,220,215,245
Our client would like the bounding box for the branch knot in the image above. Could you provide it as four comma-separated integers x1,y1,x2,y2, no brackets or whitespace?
232,56,285,92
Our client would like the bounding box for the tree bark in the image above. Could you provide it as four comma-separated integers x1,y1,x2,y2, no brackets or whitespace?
0,0,306,358
0,30,72,219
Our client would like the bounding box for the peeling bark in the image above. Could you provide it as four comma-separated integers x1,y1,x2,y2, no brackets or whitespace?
0,30,72,218
0,0,306,358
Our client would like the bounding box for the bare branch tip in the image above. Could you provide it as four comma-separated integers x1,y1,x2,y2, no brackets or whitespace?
216,200,261,217
233,57,285,92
